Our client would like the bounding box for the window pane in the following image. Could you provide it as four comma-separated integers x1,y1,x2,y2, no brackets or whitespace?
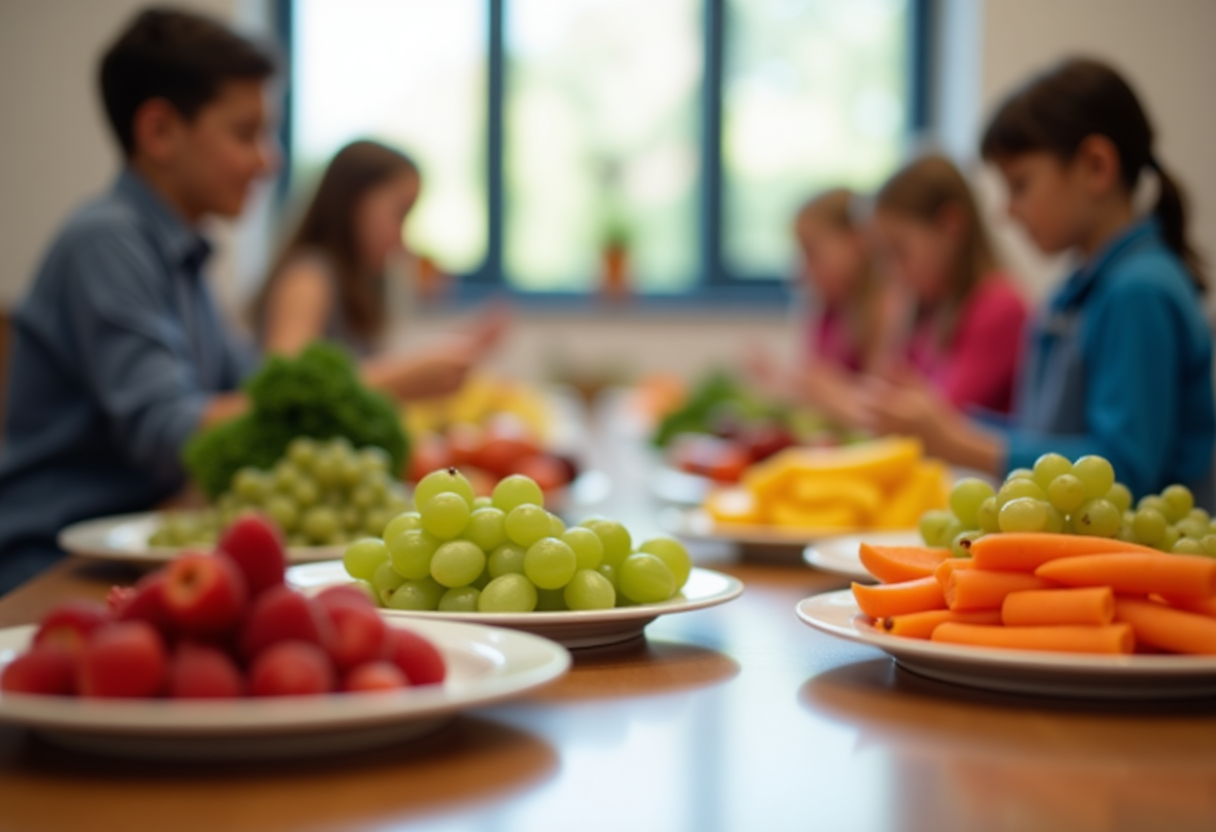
293,0,487,274
723,0,909,279
505,0,702,292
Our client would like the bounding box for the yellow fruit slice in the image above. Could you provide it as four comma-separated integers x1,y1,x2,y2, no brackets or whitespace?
768,500,858,530
788,475,882,520
873,459,951,529
705,487,759,525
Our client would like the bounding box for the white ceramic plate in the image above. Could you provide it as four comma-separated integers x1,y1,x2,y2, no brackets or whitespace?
288,562,744,649
796,589,1216,699
802,529,924,582
649,464,715,507
0,617,569,761
58,512,344,565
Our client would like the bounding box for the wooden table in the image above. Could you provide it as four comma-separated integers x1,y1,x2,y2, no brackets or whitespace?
2,396,1216,831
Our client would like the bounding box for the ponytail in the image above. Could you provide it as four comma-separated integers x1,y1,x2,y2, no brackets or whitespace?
1150,159,1207,291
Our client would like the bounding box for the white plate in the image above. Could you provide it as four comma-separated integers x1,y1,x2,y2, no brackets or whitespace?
288,562,744,649
659,507,863,547
802,529,924,582
0,617,569,761
796,589,1216,700
58,512,344,565
649,464,715,507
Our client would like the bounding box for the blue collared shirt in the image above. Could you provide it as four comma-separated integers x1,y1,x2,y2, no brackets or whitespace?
997,218,1215,502
0,170,258,592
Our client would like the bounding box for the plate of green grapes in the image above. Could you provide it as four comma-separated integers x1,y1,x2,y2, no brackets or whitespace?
287,469,745,649
58,437,412,565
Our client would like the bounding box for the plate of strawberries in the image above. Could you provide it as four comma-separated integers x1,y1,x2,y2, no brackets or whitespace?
0,516,570,761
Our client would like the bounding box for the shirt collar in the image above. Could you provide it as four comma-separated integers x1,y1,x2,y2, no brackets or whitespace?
114,168,213,275
1052,217,1159,311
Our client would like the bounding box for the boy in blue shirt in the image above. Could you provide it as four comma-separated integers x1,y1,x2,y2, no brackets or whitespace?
0,9,277,593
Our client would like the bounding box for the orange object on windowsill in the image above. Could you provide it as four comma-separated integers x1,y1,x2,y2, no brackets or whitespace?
600,242,630,302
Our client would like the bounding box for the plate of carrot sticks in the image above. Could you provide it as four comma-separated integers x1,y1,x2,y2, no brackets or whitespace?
796,532,1216,699
803,529,923,581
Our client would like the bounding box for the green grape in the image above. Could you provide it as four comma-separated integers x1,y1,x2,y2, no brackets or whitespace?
918,509,955,547
339,505,363,533
535,588,568,611
1178,517,1209,540
619,553,676,603
505,504,551,548
548,513,567,538
998,498,1049,533
358,446,391,475
343,537,388,581
421,492,472,540
439,586,481,612
350,579,378,605
311,450,340,489
1074,455,1115,500
491,474,545,512
1138,494,1168,514
948,478,996,529
638,537,692,590
1105,483,1133,514
564,569,617,610
233,467,269,502
471,569,493,590
415,467,476,510
488,543,527,578
388,529,441,580
1071,498,1121,537
1044,505,1065,534
478,574,539,612
579,518,633,569
951,529,983,558
303,505,341,544
1161,484,1195,522
524,537,578,590
1200,535,1216,557
463,507,507,552
1006,468,1036,482
1173,538,1203,555
286,437,318,468
997,478,1047,509
287,533,310,548
350,484,377,511
383,488,411,517
1160,525,1181,552
1046,474,1086,514
561,527,604,570
292,479,319,509
473,496,493,510
335,454,362,490
326,436,355,456
431,540,487,588
264,495,298,534
387,578,444,611
1116,523,1137,543
362,507,393,539
371,561,405,604
596,562,617,588
272,460,301,493
383,511,423,545
1032,453,1074,491
976,497,1000,534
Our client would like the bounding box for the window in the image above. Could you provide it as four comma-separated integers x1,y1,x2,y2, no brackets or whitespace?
285,0,919,297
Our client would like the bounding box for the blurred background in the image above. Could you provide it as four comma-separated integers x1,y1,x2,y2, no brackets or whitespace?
1,0,1213,385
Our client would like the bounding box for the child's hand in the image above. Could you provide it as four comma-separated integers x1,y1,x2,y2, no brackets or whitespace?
857,371,955,448
466,301,511,359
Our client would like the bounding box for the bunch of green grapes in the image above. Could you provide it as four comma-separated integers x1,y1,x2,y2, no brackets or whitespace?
150,437,410,548
919,453,1216,558
343,468,692,613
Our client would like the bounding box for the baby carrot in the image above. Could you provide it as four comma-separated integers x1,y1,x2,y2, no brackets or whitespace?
1159,594,1216,618
931,622,1134,654
945,569,1058,612
969,532,1159,572
933,558,972,591
1114,598,1216,655
858,543,951,584
1036,553,1216,597
851,577,946,620
881,609,1002,639
1001,587,1115,627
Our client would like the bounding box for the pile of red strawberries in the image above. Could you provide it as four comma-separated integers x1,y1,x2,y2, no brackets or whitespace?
1,514,445,699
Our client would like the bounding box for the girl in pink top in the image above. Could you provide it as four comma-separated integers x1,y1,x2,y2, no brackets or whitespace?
869,154,1028,414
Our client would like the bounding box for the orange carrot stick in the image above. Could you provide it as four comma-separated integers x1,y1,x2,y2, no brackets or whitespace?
1001,587,1115,627
881,609,1002,639
931,622,1134,654
1036,553,1216,597
945,569,1058,612
859,543,951,584
1159,594,1216,618
1114,598,1216,655
851,577,946,620
934,558,973,591
970,532,1159,572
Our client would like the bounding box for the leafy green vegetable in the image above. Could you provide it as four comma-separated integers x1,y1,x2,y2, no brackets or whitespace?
651,370,773,448
185,342,409,498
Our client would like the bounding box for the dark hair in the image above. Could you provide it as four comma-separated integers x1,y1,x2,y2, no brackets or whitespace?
874,154,1000,345
981,57,1205,289
256,140,420,345
99,7,276,156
